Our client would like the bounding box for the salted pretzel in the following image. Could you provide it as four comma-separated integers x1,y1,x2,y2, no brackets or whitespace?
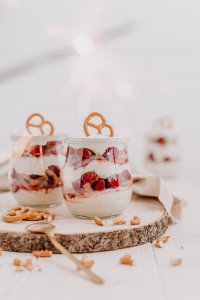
26,113,55,136
3,207,56,223
83,112,114,137
3,207,32,223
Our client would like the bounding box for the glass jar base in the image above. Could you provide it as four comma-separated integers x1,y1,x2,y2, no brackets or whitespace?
73,213,121,220
26,203,61,209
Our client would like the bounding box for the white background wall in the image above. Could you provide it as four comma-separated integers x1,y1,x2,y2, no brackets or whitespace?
1,0,200,171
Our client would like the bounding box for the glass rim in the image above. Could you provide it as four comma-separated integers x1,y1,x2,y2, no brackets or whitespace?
66,136,129,145
10,133,68,141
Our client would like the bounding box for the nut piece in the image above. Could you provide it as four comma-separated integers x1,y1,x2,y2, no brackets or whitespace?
13,258,23,266
78,256,95,270
155,235,170,248
24,258,33,270
113,219,126,225
130,216,141,225
93,216,106,226
0,247,3,256
170,258,183,266
32,250,52,258
120,254,134,266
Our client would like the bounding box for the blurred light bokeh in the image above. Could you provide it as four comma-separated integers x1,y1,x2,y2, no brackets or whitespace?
1,0,200,171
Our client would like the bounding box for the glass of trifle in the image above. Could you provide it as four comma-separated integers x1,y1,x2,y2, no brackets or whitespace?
9,113,67,207
62,112,132,218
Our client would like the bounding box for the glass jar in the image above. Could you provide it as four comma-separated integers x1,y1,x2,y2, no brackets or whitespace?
62,137,132,218
9,134,67,207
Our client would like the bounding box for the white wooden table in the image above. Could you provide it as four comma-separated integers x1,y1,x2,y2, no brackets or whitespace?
0,174,199,300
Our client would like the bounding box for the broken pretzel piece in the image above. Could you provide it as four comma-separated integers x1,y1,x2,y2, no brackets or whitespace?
13,258,23,266
130,216,141,225
120,254,134,266
32,250,52,258
113,219,126,225
78,256,95,271
93,216,106,226
170,258,183,266
155,235,170,248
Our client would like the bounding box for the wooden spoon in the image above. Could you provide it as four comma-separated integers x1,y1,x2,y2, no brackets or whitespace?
26,222,104,284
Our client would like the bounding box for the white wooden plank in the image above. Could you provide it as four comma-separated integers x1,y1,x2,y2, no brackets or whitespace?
152,174,200,300
0,244,163,300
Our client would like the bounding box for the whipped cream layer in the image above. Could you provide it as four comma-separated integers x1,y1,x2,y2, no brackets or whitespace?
62,160,130,188
65,187,132,218
146,143,179,161
13,187,63,206
147,127,178,143
11,155,65,175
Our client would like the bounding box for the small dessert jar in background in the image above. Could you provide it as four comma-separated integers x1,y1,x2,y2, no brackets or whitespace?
144,117,180,178
9,134,67,207
62,137,132,218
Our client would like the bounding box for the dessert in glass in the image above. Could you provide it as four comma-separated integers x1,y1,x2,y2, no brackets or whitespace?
145,116,180,178
62,112,132,218
9,113,67,207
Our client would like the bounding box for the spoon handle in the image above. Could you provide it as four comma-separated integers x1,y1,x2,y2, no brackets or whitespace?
47,233,104,285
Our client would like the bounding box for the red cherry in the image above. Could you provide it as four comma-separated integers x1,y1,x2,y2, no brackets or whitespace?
164,156,171,162
155,137,166,145
47,141,57,147
94,179,105,191
83,148,94,160
107,174,120,188
81,171,99,184
72,180,82,193
32,145,45,157
148,153,155,162
50,150,58,155
103,147,119,163
68,147,76,155
77,149,84,157
22,150,30,157
48,165,60,177
121,170,131,181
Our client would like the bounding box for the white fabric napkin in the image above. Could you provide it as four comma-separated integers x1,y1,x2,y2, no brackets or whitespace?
132,167,182,224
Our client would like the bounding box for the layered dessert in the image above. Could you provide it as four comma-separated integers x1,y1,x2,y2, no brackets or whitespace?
145,117,180,178
9,135,67,207
62,137,132,218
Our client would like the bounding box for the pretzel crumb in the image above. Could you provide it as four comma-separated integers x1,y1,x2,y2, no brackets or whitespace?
113,219,126,225
155,235,170,248
13,258,23,266
78,256,95,270
170,258,183,266
93,216,106,226
37,268,43,272
24,258,33,270
15,266,24,272
32,250,52,258
130,216,141,225
120,254,134,266
0,247,3,256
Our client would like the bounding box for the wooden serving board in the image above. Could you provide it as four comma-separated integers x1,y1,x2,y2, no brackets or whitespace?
0,192,168,253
